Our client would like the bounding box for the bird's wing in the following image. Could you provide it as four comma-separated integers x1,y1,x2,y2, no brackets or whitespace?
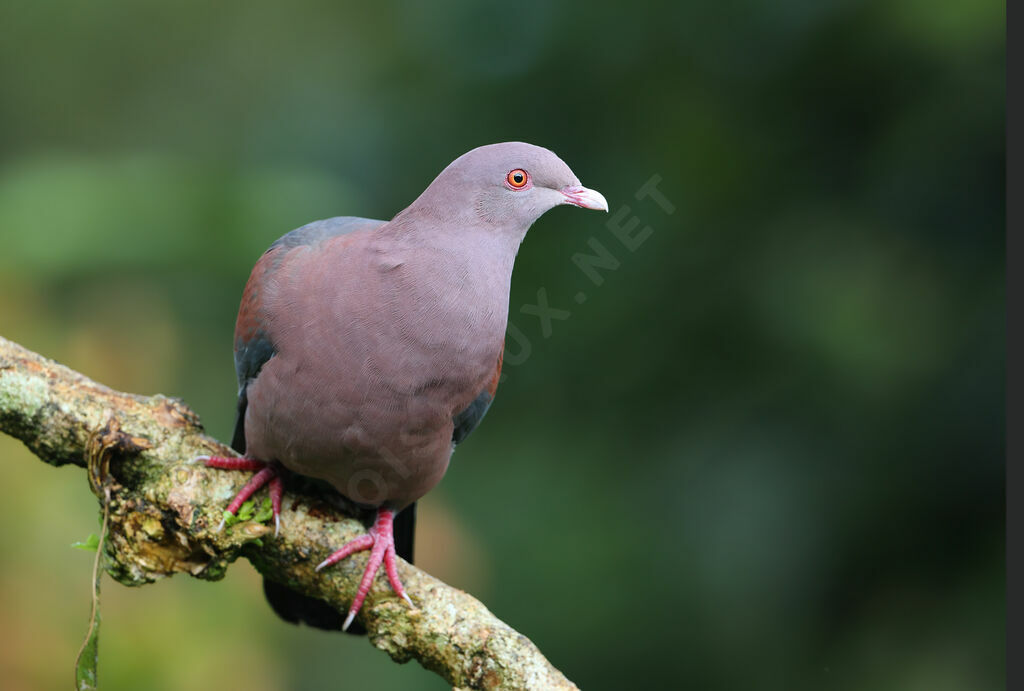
230,216,386,454
451,344,504,445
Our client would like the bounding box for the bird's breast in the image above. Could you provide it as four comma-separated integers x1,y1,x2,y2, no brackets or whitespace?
244,234,512,507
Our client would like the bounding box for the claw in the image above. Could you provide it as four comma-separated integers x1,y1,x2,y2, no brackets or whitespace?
269,475,283,536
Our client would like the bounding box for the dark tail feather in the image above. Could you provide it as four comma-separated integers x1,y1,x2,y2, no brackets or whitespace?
230,389,248,455
263,578,352,631
261,503,417,634
393,501,416,563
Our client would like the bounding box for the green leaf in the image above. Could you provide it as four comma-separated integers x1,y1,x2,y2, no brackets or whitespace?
75,500,108,690
222,497,274,531
72,534,100,552
236,499,255,521
75,606,100,691
222,500,251,529
253,497,274,524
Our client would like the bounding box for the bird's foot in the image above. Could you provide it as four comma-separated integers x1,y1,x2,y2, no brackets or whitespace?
314,507,413,631
194,455,283,535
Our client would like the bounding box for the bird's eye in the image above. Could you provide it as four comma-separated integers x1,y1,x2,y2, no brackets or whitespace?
506,169,529,189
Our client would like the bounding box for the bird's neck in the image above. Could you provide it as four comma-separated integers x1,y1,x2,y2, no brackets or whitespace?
365,215,519,360
391,187,532,247
385,206,524,270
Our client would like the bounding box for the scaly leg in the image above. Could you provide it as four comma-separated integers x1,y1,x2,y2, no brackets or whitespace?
315,507,414,630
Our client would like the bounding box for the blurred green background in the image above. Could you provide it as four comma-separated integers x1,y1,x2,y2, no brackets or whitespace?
0,1,1004,689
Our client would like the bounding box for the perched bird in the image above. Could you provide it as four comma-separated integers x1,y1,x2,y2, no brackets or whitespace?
198,142,607,631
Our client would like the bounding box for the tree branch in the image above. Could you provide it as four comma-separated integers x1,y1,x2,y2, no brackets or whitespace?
0,335,577,691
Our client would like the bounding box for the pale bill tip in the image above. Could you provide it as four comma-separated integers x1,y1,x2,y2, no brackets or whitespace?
561,185,609,212
342,610,357,631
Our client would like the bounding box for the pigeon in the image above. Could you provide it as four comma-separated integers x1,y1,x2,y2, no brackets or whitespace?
197,142,608,632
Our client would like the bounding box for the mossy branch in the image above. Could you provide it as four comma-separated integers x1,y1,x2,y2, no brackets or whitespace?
0,335,577,691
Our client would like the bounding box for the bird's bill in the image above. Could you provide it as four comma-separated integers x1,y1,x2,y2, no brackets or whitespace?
560,185,609,212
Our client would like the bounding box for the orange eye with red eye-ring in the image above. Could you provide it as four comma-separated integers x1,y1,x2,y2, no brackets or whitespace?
506,169,529,189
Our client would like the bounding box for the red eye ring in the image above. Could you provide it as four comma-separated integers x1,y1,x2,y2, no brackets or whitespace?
506,169,529,189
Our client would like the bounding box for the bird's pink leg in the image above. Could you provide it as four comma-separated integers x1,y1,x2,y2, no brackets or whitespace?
315,507,414,630
195,455,283,532
200,456,265,472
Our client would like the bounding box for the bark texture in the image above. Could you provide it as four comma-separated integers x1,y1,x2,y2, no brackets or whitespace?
0,335,577,691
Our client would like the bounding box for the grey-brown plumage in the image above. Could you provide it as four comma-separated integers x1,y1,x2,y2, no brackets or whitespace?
203,142,608,631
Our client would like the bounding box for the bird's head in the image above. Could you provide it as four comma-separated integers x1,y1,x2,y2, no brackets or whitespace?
409,142,607,236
